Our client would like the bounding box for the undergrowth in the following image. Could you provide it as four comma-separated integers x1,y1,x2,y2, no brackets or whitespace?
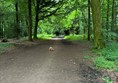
64,34,86,40
93,42,118,70
37,34,54,39
0,43,13,54
103,76,113,83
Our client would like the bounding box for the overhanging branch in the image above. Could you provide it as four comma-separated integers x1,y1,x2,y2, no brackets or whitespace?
39,7,60,20
39,1,64,20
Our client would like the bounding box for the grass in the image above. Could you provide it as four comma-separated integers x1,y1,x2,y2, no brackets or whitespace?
64,34,86,40
83,55,92,60
103,76,113,83
93,42,118,70
99,43,118,61
0,42,14,54
114,67,118,72
93,56,115,69
36,34,87,40
37,34,54,40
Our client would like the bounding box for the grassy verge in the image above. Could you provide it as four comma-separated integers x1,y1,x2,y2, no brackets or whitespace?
64,34,86,40
83,42,118,83
93,42,118,70
37,34,54,40
0,42,14,54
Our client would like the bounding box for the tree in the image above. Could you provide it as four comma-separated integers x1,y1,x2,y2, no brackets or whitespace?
106,0,110,40
15,0,20,39
111,0,115,31
33,0,40,39
0,0,117,43
28,0,32,41
33,0,63,39
91,0,105,48
88,0,91,41
106,0,110,32
0,13,4,38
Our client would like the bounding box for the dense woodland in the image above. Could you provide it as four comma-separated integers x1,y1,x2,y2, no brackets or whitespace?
0,1,118,82
0,0,118,49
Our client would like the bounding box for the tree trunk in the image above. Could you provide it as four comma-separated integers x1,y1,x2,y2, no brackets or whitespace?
111,0,115,31
15,1,20,39
106,0,110,40
88,0,91,41
0,20,3,38
106,0,110,31
81,10,87,39
28,0,32,41
33,0,39,39
0,21,2,38
91,0,105,49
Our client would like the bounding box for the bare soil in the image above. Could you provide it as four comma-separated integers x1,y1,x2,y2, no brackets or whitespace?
0,39,115,83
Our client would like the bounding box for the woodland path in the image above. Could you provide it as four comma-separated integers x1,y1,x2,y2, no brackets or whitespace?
0,39,102,83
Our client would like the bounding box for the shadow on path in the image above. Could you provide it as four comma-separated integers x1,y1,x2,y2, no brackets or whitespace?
0,39,103,83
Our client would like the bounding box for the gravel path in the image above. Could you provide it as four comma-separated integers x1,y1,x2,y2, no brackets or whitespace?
0,40,101,83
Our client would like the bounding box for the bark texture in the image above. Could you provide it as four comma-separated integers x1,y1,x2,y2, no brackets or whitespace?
28,0,32,41
91,0,105,48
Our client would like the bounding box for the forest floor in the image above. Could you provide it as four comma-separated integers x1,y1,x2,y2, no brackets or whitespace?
0,39,106,83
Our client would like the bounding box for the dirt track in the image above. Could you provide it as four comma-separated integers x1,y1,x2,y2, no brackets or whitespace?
0,40,103,83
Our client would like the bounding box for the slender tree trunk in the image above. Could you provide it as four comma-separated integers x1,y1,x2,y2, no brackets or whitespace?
2,20,5,38
88,0,91,41
81,10,87,39
111,0,115,31
83,26,86,39
114,11,117,29
91,0,105,49
0,21,3,38
0,21,2,38
106,0,110,40
28,0,32,41
106,0,110,31
15,1,20,39
33,0,39,39
81,10,88,26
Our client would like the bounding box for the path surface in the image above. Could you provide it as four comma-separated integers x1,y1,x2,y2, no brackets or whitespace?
0,40,101,83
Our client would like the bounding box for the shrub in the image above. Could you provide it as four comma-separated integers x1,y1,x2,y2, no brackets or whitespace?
37,34,54,39
100,42,118,61
94,56,115,69
94,42,118,69
103,76,113,83
64,34,86,40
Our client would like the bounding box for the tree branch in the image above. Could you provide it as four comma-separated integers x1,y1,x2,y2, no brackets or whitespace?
39,7,60,20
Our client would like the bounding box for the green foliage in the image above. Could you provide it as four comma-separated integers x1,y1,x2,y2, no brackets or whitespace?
102,29,118,41
38,0,85,36
64,34,86,40
0,43,13,54
103,76,113,83
83,55,92,60
99,42,118,61
0,0,88,39
93,56,115,69
37,34,54,40
94,42,118,69
0,0,28,38
114,67,118,72
0,0,118,43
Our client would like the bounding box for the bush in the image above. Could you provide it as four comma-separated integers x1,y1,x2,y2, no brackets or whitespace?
100,42,118,61
94,42,118,69
64,34,86,40
37,34,54,39
115,67,118,72
103,76,113,83
94,56,115,69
